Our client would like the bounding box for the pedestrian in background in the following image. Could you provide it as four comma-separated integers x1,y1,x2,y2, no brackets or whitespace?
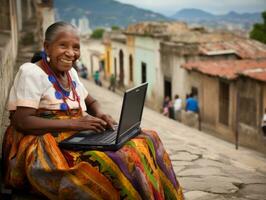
168,98,175,119
185,93,199,113
93,70,102,86
162,96,170,117
108,73,116,92
174,94,182,121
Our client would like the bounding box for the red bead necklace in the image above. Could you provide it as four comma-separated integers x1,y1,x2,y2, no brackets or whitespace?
41,58,82,115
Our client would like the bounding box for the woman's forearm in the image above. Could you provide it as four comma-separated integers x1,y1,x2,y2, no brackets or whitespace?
85,95,103,117
11,106,108,135
12,115,74,135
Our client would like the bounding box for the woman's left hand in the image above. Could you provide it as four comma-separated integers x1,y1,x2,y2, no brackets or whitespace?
96,113,117,130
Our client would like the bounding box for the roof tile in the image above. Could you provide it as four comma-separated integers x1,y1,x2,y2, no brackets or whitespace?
182,59,266,82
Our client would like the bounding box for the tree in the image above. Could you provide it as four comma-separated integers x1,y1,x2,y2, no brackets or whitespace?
111,25,120,31
250,11,266,44
91,28,105,39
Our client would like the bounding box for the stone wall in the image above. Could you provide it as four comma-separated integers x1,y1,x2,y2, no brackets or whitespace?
0,36,16,146
237,77,266,153
0,0,54,156
0,0,19,152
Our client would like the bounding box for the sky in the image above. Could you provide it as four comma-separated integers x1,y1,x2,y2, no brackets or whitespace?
116,0,266,16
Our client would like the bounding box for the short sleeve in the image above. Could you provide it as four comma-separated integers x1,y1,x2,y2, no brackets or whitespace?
8,63,46,110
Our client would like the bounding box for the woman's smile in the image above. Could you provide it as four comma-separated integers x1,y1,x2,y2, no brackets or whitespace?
44,31,80,73
60,58,73,65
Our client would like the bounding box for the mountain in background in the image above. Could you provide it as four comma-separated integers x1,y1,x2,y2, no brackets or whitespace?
171,8,263,31
54,0,168,29
54,0,263,33
171,8,214,20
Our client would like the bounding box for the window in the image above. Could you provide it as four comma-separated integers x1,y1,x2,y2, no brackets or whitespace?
239,97,256,127
141,62,147,83
129,55,133,82
107,51,110,73
0,0,11,30
219,81,229,125
191,87,198,97
164,79,172,98
114,58,117,78
119,50,124,85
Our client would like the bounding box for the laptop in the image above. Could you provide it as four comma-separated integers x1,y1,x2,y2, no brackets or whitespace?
59,82,148,151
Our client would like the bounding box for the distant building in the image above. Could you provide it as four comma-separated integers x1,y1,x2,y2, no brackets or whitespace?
103,20,266,154
103,30,128,88
78,17,92,35
182,59,266,154
71,18,77,27
80,39,105,78
71,17,92,36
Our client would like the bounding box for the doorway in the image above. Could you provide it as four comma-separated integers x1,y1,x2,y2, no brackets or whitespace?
141,62,147,83
164,79,172,98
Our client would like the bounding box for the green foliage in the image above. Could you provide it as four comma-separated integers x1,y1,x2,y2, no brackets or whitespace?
111,25,120,30
250,11,266,44
91,28,105,39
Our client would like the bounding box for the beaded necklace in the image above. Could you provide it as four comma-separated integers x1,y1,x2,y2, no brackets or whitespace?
40,52,81,116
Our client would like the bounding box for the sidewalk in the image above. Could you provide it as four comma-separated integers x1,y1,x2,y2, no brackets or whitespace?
82,78,266,200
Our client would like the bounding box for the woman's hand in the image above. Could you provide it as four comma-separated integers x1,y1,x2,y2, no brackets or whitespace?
11,107,110,135
84,95,116,130
71,115,108,132
95,113,117,130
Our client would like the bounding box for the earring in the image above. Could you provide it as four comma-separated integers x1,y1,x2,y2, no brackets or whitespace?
47,56,50,62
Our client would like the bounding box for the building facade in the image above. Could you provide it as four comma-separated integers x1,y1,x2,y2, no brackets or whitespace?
101,21,266,153
182,59,266,153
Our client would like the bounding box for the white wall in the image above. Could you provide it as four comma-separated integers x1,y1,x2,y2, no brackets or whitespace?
111,40,128,85
80,39,105,76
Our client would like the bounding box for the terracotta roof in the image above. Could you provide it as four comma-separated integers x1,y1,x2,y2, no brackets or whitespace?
182,59,266,82
199,39,266,59
241,68,266,82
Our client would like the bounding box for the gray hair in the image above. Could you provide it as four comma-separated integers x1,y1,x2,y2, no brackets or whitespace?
44,21,79,43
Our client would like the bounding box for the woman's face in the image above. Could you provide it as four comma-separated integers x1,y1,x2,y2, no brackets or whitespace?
44,30,80,73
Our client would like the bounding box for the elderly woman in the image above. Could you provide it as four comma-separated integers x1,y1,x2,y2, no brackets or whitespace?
2,21,183,200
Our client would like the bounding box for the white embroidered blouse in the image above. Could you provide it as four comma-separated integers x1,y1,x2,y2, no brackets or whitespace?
8,63,88,112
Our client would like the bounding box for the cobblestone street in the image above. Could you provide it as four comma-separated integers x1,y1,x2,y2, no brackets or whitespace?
81,78,266,200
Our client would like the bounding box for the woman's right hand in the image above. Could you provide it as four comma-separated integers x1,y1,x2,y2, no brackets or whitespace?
71,115,107,132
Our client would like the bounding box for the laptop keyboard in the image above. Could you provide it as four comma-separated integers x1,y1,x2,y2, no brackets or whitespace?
82,126,118,143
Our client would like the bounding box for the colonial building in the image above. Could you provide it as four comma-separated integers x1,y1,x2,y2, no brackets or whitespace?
103,30,129,88
182,59,266,153
161,35,266,106
103,20,266,153
104,22,191,109
80,38,105,77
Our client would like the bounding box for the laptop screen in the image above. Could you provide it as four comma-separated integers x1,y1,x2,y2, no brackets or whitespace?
117,83,148,140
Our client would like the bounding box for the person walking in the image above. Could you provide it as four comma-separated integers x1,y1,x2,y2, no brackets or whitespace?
174,94,182,121
93,70,100,86
162,96,170,117
108,73,116,92
185,93,199,113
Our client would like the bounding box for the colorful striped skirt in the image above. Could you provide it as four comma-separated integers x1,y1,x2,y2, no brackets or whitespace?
2,110,183,200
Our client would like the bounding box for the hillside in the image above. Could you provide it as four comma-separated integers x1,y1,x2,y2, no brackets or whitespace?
171,8,263,31
54,0,169,29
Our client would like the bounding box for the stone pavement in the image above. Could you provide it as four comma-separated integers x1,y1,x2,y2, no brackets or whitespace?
82,78,266,200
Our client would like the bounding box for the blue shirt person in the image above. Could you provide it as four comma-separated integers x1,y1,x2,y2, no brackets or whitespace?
185,94,199,113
